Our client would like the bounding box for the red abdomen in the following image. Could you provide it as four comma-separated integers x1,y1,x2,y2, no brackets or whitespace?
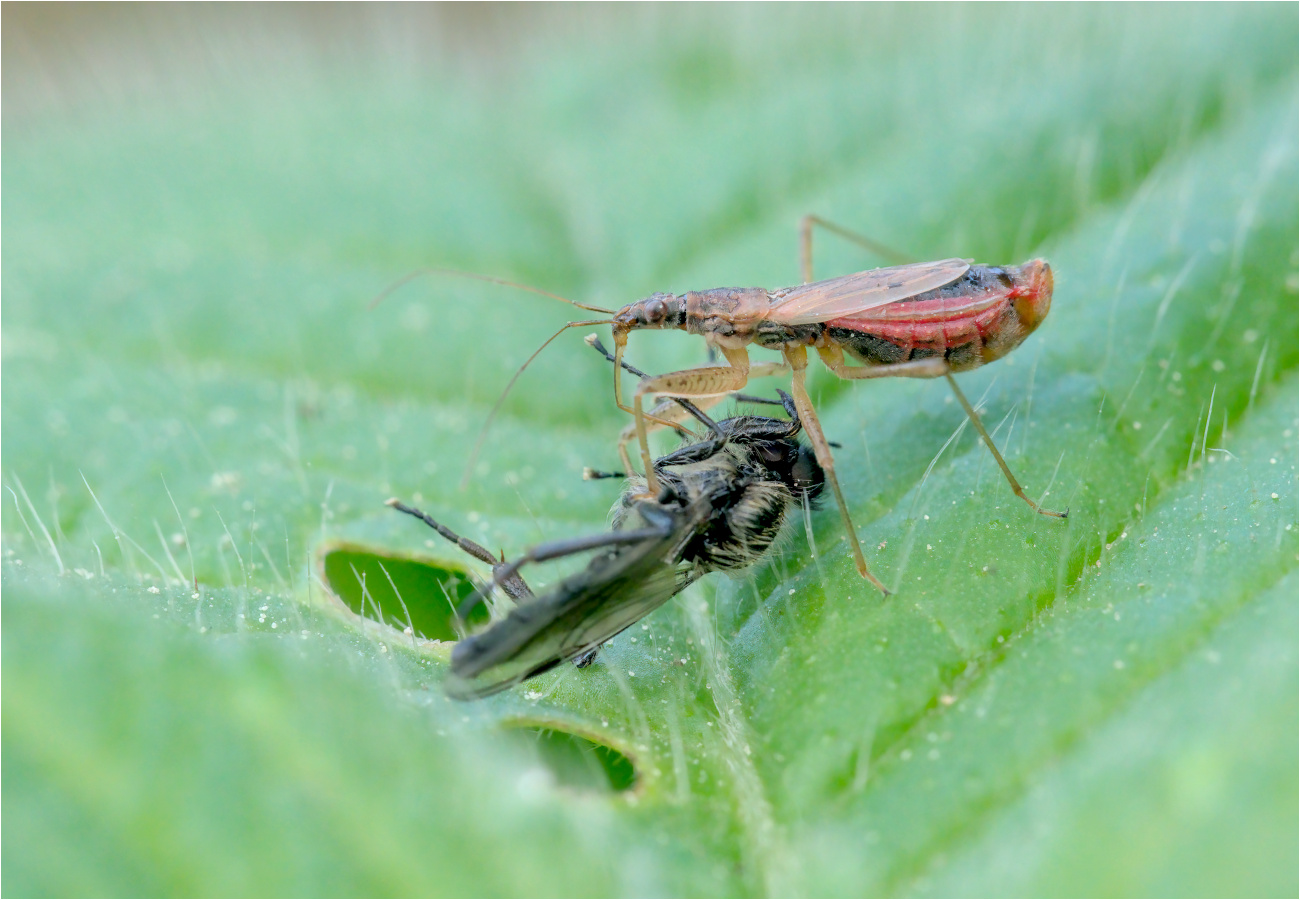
827,260,1052,370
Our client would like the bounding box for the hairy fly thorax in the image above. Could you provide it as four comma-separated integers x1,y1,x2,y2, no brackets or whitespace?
611,427,824,574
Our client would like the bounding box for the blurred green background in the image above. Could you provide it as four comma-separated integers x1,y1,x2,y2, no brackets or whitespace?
3,4,1297,896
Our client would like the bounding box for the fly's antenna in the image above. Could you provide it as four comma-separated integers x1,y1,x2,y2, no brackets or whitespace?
460,318,613,489
369,267,616,315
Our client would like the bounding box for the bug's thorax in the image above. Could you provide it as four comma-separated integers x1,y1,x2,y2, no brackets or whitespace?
682,287,773,349
611,286,774,349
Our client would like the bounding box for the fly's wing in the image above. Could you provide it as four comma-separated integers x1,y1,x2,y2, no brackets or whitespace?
768,258,970,325
445,552,685,700
444,501,709,700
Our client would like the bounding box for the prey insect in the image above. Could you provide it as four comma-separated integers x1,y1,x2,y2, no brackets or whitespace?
387,381,825,700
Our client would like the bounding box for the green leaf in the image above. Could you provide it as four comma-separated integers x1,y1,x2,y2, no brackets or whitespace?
4,6,1296,895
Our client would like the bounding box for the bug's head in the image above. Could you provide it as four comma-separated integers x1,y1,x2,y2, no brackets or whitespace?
1009,259,1054,332
613,292,685,334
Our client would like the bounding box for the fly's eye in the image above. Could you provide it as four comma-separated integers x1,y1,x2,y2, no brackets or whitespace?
644,298,666,322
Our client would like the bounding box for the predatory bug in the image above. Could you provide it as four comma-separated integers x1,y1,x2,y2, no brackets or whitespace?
387,389,825,700
604,216,1066,592
379,219,1064,592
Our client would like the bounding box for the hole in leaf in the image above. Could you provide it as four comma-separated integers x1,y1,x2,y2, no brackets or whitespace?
322,547,488,641
509,727,637,793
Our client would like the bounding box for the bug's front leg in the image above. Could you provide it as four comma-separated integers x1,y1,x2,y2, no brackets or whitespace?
610,392,740,477
630,348,753,494
620,362,790,474
610,333,709,437
784,346,889,594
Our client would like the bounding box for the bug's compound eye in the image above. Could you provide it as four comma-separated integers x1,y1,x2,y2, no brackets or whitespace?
643,297,666,323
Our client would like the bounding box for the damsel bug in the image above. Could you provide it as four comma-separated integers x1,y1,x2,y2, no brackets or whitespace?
387,357,825,699
604,218,1067,591
380,218,1066,592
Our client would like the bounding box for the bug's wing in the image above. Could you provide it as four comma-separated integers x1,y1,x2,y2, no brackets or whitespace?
444,506,708,700
768,258,971,325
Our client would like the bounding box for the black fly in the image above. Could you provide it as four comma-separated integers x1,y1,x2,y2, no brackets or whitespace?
387,349,826,699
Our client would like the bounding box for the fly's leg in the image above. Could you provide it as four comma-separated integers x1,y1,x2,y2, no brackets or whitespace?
389,498,625,671
942,374,1068,518
784,346,888,594
800,214,913,283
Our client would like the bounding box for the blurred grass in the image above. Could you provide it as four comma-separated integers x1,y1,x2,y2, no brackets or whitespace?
3,5,1297,896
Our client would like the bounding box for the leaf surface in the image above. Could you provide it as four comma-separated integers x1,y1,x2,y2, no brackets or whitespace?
4,6,1297,895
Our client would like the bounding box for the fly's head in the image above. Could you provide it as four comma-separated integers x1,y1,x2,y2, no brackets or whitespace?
751,438,826,505
1008,259,1054,333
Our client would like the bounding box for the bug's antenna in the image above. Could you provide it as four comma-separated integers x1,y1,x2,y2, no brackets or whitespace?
460,318,613,489
369,267,616,315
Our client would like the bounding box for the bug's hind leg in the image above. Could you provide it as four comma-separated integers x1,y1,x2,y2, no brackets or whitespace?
784,347,889,595
942,374,1068,519
799,215,914,283
817,345,949,380
815,347,1065,519
815,348,1065,517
